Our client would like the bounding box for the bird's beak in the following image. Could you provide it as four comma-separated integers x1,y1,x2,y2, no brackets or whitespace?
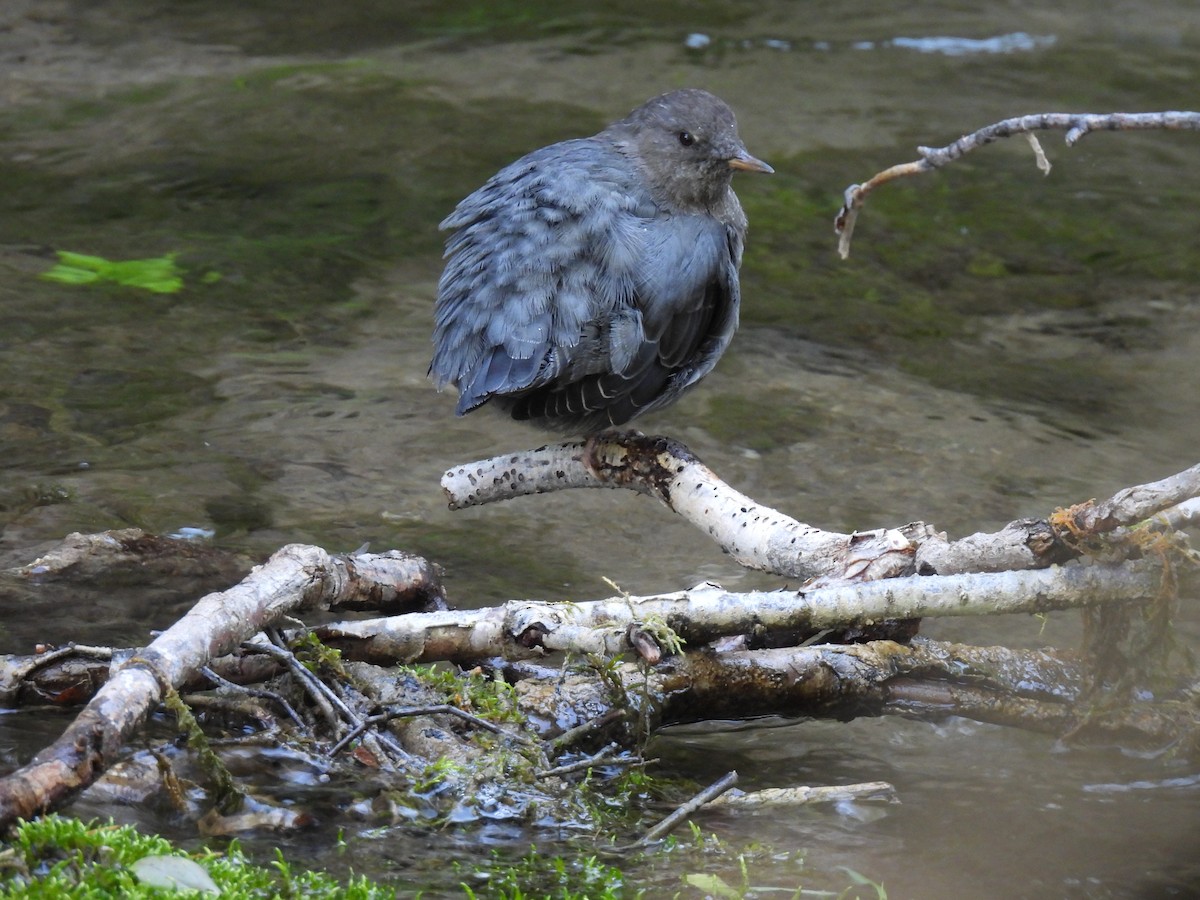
728,150,774,174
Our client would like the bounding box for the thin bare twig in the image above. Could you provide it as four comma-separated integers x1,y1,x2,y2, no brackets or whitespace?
538,744,648,779
328,703,531,757
200,665,305,730
632,770,739,847
835,110,1200,258
547,709,629,755
254,633,342,735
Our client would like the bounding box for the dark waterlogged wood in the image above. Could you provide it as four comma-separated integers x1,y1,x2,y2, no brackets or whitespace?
13,528,254,584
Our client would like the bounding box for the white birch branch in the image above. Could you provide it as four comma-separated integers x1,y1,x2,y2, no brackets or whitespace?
443,435,1199,583
917,462,1200,575
442,433,925,582
1062,463,1200,533
317,559,1167,665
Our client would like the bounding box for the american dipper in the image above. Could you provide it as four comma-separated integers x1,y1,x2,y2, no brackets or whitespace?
430,89,772,433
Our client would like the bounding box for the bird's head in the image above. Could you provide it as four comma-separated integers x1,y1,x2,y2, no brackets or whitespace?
608,88,773,212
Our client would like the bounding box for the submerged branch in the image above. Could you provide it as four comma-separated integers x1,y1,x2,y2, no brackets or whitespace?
11,528,253,584
505,636,1171,750
633,770,739,847
710,781,898,808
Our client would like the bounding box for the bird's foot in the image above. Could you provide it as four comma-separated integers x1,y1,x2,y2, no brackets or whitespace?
580,429,644,478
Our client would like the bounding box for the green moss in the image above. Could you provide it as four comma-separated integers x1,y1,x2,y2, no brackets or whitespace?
0,815,392,898
397,663,526,725
965,251,1009,278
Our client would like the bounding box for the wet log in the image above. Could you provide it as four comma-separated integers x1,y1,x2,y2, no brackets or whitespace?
508,637,1194,757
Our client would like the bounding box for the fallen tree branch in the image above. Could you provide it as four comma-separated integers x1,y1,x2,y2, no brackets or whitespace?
632,770,739,847
443,436,1198,585
316,560,1169,665
442,433,918,582
833,110,1200,258
443,433,940,582
0,646,284,710
7,532,447,615
506,637,1195,757
915,463,1200,575
1057,463,1200,535
1160,497,1200,532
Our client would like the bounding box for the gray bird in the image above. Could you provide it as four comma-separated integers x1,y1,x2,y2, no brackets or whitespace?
430,89,772,434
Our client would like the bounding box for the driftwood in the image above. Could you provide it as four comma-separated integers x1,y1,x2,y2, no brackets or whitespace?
314,562,1164,665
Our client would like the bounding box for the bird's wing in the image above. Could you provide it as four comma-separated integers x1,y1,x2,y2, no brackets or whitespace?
431,139,635,414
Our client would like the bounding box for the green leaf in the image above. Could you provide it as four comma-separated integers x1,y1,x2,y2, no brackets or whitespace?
41,264,102,285
838,868,887,899
41,250,185,294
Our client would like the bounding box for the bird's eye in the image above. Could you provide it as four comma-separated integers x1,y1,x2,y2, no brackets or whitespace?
678,131,695,147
